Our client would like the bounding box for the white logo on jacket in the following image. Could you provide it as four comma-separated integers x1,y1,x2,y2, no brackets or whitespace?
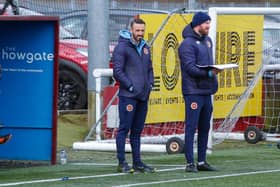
206,41,211,48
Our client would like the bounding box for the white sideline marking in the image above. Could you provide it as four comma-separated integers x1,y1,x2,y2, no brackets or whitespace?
113,169,280,187
0,167,184,186
71,162,185,167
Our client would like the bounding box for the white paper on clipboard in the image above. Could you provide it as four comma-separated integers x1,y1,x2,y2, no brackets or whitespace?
196,63,239,70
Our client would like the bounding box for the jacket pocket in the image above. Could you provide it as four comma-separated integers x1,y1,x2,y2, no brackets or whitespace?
132,82,144,96
197,78,213,89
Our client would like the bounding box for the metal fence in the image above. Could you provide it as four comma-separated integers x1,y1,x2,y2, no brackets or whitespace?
1,0,280,13
1,0,280,113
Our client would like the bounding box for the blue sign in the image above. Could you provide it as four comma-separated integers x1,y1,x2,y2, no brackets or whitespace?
0,18,58,162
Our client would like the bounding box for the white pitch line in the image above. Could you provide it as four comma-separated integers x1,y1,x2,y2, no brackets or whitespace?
113,169,280,187
70,163,116,166
71,163,185,167
0,167,184,187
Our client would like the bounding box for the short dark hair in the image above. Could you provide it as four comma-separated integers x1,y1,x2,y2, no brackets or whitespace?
130,18,146,28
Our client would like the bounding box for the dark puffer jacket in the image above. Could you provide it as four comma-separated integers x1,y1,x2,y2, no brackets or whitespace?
112,30,154,101
178,24,218,95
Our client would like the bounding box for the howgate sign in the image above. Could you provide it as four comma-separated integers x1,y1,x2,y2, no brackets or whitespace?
0,17,59,164
1,47,54,64
140,14,263,123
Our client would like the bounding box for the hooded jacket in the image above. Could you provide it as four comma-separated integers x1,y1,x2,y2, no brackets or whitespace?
178,24,218,95
112,30,154,101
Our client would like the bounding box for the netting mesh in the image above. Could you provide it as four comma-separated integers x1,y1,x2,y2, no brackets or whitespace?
1,0,280,146
98,13,280,147
211,14,280,144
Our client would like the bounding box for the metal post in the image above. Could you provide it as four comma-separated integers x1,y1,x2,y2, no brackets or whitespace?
188,0,196,10
207,7,280,151
87,0,110,130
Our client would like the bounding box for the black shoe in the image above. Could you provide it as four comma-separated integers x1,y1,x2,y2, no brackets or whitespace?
197,162,216,171
133,162,156,173
185,163,198,172
117,162,134,173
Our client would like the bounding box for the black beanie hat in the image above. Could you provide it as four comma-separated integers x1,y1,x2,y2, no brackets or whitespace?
191,12,211,27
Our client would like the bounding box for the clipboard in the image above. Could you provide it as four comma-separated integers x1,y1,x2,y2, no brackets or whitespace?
196,63,238,70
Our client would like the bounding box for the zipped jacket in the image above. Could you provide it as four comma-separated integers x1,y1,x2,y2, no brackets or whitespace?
112,30,154,101
178,24,218,95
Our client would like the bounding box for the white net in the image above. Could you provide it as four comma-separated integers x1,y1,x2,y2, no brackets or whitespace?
81,10,280,153
211,12,280,144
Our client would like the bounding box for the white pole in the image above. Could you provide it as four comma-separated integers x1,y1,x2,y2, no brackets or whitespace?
207,8,218,153
95,77,102,141
92,69,113,141
73,141,167,153
209,7,280,15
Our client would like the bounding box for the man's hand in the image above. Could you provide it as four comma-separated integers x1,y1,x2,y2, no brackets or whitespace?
212,68,222,75
208,68,222,78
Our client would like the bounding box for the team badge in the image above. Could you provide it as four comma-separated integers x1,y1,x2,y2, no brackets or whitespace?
190,102,198,110
126,104,134,112
206,40,211,48
143,48,149,55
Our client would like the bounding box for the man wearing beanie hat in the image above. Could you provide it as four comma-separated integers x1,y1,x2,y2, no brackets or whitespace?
191,11,211,28
178,12,220,172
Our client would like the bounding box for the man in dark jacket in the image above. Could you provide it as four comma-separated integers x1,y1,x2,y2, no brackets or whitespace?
112,18,154,173
178,12,220,172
